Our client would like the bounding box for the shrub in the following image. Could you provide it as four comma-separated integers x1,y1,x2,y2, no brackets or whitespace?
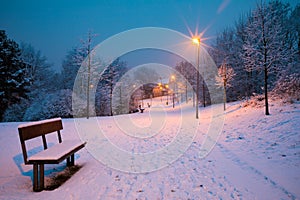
272,73,300,102
23,89,74,121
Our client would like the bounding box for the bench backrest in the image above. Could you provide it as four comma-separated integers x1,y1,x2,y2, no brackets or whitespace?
18,118,63,164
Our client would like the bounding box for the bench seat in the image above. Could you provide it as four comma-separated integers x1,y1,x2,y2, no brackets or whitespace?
28,140,86,164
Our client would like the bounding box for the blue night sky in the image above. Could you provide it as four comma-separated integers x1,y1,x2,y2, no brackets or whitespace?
0,0,298,71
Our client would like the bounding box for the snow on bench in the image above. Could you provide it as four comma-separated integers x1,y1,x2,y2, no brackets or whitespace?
28,140,86,163
18,118,86,192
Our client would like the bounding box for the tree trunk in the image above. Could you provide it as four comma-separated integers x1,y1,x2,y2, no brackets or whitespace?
261,6,269,116
264,64,270,115
223,83,226,111
109,69,113,116
185,80,188,103
110,83,113,116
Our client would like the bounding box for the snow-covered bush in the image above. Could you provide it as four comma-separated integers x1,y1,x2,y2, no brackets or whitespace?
71,92,88,118
2,98,30,122
242,94,265,108
272,73,300,102
23,89,74,121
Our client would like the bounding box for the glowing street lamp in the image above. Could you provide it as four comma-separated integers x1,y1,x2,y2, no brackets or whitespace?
171,75,176,81
192,38,200,45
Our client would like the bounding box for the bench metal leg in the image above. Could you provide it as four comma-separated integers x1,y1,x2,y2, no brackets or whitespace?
39,164,44,190
67,157,71,166
33,164,44,192
71,154,75,165
33,164,38,192
67,154,75,166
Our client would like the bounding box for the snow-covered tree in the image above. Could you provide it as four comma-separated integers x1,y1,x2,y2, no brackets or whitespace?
112,79,137,115
210,16,250,101
62,31,98,118
272,72,300,101
242,0,294,115
19,43,57,100
284,4,299,56
96,58,127,116
1,38,61,121
61,31,97,91
23,89,75,121
216,61,235,110
232,16,254,100
20,43,54,89
286,4,300,75
4,43,58,122
0,30,28,120
2,97,30,122
61,46,87,90
175,61,197,105
210,28,236,100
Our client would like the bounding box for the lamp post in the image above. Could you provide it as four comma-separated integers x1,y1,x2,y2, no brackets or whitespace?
171,75,176,108
158,83,163,102
165,84,169,105
159,77,163,102
192,37,200,119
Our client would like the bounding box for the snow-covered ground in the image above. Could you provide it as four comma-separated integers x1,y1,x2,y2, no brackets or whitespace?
0,98,299,200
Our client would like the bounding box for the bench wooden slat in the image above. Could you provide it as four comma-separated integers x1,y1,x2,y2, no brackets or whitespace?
28,140,86,164
18,118,63,141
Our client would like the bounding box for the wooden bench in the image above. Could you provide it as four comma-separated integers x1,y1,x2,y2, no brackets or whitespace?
18,117,86,192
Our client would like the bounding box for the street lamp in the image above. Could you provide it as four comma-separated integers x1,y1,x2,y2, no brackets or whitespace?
192,38,200,45
192,37,201,119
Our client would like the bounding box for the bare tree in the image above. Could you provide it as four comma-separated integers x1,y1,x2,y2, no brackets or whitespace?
216,60,235,110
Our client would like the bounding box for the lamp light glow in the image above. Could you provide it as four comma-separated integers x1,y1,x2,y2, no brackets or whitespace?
192,37,200,45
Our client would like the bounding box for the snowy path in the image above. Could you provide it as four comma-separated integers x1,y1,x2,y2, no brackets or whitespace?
0,100,299,199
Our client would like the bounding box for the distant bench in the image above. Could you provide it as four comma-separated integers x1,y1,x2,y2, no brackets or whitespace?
18,118,86,192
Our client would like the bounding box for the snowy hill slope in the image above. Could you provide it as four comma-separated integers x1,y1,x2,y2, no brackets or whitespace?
0,99,299,199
